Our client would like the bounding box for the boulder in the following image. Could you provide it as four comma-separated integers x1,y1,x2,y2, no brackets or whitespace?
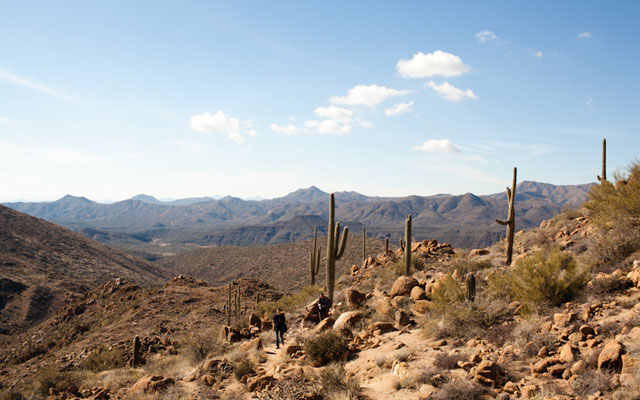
130,375,174,394
369,321,396,335
474,360,503,386
390,276,419,297
470,248,490,256
247,374,274,392
375,298,394,316
410,286,426,301
598,340,623,370
249,313,261,328
413,300,431,314
285,344,303,356
559,343,577,363
333,311,364,331
344,288,367,308
395,310,412,327
313,317,335,334
240,338,263,353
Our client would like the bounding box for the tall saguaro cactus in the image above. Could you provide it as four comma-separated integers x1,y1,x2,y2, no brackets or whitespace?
465,273,476,302
226,282,232,326
404,215,412,276
496,167,517,265
326,193,349,302
597,138,607,182
309,227,321,285
385,238,389,254
362,227,366,263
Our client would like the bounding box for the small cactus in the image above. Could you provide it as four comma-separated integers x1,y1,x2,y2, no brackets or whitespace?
404,215,412,276
465,273,476,302
326,193,349,302
496,167,517,265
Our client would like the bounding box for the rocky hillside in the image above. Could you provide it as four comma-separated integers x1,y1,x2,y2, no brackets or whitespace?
0,205,171,335
4,181,592,251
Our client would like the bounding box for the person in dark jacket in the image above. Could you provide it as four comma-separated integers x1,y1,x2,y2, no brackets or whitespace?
318,293,332,320
273,308,286,349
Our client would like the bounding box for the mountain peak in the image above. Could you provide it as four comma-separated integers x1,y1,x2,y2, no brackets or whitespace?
280,186,329,202
131,194,164,205
54,194,93,204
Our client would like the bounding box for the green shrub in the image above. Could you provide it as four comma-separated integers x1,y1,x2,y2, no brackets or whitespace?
83,346,127,372
36,367,80,396
430,274,464,304
487,246,588,309
304,332,348,366
233,359,255,380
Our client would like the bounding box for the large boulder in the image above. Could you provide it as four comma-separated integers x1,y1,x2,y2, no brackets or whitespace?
130,375,174,394
240,337,263,353
598,340,624,370
333,311,364,331
344,288,367,308
375,298,394,316
313,317,335,334
410,286,426,301
390,276,419,297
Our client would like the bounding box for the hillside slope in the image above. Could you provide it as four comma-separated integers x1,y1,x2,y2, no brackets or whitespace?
0,205,171,334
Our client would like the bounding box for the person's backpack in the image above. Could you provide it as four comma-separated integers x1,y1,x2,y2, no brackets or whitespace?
282,323,288,333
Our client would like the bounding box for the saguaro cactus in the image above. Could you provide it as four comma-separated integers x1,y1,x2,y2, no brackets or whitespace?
227,282,232,326
404,215,412,276
326,193,349,302
235,286,240,322
129,335,144,367
465,273,476,302
385,238,389,254
597,138,606,182
496,167,517,265
309,227,321,285
362,227,366,263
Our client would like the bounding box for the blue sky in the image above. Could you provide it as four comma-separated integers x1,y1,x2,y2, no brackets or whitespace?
1,1,639,202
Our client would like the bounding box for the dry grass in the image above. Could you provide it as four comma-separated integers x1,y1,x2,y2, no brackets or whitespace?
320,364,361,400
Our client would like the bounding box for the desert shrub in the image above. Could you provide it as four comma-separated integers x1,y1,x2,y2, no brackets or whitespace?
430,274,465,304
83,346,127,372
399,368,438,390
512,315,558,358
394,348,411,362
487,246,588,310
587,274,631,295
181,327,227,363
304,332,348,366
570,369,611,396
320,364,360,400
256,285,322,317
375,355,387,368
233,359,255,380
433,352,467,370
431,379,486,400
585,161,640,268
36,367,81,396
0,391,24,400
448,253,493,274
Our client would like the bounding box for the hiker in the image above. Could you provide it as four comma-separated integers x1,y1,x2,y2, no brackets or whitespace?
273,308,287,349
318,293,332,320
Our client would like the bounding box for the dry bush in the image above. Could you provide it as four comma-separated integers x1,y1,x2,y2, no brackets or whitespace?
433,352,467,370
487,246,588,310
570,369,611,396
431,379,486,400
394,348,411,362
233,359,255,380
304,332,348,366
587,274,632,296
375,355,387,369
83,346,127,372
92,369,144,393
256,285,322,316
0,391,24,400
597,320,622,339
320,364,361,400
513,315,557,358
181,327,227,363
147,355,191,380
35,367,81,396
399,367,438,390
448,253,493,274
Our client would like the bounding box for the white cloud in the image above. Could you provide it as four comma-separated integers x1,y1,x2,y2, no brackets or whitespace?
314,106,353,122
475,30,498,43
304,119,351,135
426,81,478,102
329,84,412,107
533,51,543,58
578,32,593,39
396,50,471,78
385,101,414,116
270,123,300,136
0,68,82,103
413,139,460,153
189,110,255,144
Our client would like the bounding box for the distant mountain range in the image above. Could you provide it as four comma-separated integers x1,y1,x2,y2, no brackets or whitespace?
4,182,593,253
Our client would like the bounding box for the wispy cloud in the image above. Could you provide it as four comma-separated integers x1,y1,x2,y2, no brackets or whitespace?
413,139,460,153
533,51,543,58
270,123,300,136
0,68,82,103
329,84,412,107
396,50,471,78
578,32,593,39
426,81,478,102
385,101,414,116
474,30,498,44
189,110,256,144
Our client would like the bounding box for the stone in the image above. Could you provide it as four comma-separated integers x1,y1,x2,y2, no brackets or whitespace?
285,344,303,356
375,298,394,317
532,359,549,374
390,276,419,297
413,300,431,314
345,288,367,308
579,324,596,337
548,364,566,378
130,375,174,394
627,269,640,288
559,343,577,363
249,313,261,327
313,317,335,334
395,310,412,327
521,384,539,398
247,374,274,392
474,360,502,386
621,354,640,375
570,360,586,375
598,340,623,370
410,286,426,301
240,337,263,353
553,312,577,327
470,248,490,256
333,311,364,331
369,321,396,335
503,381,518,393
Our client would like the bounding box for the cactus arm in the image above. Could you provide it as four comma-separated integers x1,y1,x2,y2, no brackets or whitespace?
336,226,349,259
